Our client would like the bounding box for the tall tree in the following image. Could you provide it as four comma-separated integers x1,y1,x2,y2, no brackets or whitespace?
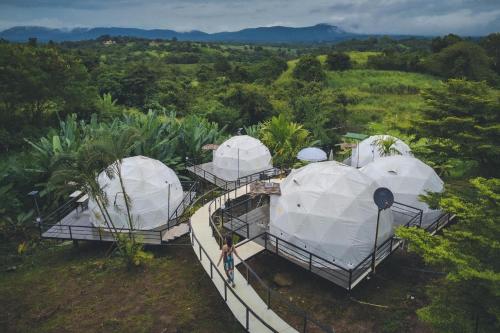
325,52,352,71
425,42,497,83
292,55,325,82
397,177,500,333
481,33,500,75
414,79,500,176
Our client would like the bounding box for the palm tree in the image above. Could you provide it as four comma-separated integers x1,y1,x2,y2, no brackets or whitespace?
49,144,123,248
373,136,402,157
260,114,312,169
90,127,141,230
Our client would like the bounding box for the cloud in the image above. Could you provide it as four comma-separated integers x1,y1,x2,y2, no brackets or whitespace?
0,0,499,35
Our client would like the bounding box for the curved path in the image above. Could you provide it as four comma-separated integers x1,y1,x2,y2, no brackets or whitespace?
190,185,297,333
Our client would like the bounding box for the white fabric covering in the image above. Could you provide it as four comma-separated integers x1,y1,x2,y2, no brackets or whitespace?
351,135,412,168
88,156,183,230
213,135,272,181
270,161,393,269
297,147,327,162
361,156,444,226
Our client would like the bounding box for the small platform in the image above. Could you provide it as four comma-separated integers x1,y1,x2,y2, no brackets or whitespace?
248,181,281,196
41,191,197,245
223,205,269,240
235,240,266,264
187,162,281,191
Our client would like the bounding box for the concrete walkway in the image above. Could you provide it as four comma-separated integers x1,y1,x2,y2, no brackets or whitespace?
190,185,297,333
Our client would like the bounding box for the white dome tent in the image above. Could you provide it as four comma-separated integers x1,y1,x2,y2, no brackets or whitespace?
361,156,444,226
351,135,412,168
297,147,328,162
270,161,394,269
213,135,272,181
88,156,184,230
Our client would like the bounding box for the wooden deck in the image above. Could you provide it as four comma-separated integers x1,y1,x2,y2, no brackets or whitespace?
41,191,197,245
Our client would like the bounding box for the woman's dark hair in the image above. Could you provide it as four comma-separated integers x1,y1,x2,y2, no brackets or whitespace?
225,235,233,247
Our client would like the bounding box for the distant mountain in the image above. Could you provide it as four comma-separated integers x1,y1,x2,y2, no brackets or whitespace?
0,24,359,43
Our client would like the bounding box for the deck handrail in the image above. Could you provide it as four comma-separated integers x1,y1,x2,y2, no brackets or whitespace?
207,181,334,333
39,181,200,244
190,230,279,332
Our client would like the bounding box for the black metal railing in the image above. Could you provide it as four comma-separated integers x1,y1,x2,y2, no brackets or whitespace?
425,212,454,234
234,249,334,333
187,162,282,191
39,181,200,245
205,178,333,333
190,230,279,333
217,195,425,290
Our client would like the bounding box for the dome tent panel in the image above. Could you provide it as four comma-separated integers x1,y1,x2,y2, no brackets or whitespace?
213,135,272,181
351,135,412,168
270,161,393,269
360,155,444,226
88,156,184,230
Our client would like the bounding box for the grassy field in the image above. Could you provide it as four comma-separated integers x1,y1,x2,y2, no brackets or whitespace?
0,240,244,333
275,52,441,134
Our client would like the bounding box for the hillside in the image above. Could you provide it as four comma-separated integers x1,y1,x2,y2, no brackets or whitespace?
1,24,364,43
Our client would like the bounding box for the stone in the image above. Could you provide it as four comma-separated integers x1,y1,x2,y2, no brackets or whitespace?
273,272,293,287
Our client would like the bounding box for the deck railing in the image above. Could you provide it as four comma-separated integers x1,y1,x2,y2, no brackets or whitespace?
215,192,434,290
39,181,199,245
187,161,282,191
190,230,279,332
206,179,333,333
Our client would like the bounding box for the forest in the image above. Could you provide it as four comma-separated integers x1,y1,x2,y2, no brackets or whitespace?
0,32,499,332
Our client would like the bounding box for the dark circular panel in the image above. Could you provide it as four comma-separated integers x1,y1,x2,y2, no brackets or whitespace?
373,187,394,210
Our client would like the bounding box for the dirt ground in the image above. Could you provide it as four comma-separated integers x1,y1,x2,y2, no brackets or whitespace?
240,249,437,333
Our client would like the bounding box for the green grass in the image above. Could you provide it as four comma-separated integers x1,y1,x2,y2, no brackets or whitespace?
326,69,441,133
0,241,243,333
275,52,442,134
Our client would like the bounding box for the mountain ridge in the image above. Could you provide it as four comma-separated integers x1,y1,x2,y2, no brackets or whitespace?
0,24,362,43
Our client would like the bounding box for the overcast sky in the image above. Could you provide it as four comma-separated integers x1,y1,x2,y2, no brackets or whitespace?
0,0,499,36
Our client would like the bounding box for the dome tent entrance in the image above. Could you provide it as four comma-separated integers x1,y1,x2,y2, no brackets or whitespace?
270,161,393,270
361,156,444,226
88,156,184,230
351,135,412,168
213,135,273,181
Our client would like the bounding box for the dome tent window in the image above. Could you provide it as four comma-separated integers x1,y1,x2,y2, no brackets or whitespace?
360,155,444,227
88,156,184,230
351,135,412,168
270,161,394,270
213,135,272,181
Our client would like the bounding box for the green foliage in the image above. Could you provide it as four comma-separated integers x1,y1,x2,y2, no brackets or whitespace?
292,55,325,82
481,33,500,75
396,178,500,332
115,234,154,268
414,79,500,175
374,136,402,156
222,84,274,125
425,42,497,83
259,114,312,168
325,52,352,71
430,34,462,53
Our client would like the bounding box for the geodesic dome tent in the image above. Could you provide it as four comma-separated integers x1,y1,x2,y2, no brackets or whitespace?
88,156,184,230
270,161,394,269
213,135,272,181
351,135,412,168
360,156,444,227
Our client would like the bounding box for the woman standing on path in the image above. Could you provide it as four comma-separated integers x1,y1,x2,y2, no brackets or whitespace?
217,235,238,287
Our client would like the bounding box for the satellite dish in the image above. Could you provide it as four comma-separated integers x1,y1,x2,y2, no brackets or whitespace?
373,187,394,210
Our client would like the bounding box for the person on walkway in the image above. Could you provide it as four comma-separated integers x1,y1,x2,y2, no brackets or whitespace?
217,235,238,287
